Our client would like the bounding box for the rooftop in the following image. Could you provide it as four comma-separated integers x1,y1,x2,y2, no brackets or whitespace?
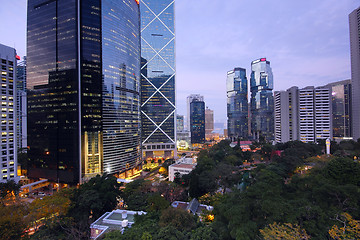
171,163,196,169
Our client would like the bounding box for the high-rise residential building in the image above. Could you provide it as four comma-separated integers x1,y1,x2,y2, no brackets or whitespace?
16,56,27,149
314,86,332,140
250,58,274,141
275,85,332,143
205,107,214,139
298,87,315,143
190,98,205,144
0,43,18,183
226,68,248,141
349,7,360,141
186,94,204,131
326,80,352,139
274,87,299,143
140,0,176,160
27,0,141,184
176,114,184,132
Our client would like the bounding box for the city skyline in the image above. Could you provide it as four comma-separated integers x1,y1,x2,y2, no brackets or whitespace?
0,0,359,122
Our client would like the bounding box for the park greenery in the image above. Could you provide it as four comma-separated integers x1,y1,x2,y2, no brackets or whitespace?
1,139,360,239
0,174,121,240
110,139,360,239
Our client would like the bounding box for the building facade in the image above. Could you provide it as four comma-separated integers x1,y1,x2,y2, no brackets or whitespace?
27,0,141,184
226,68,248,141
186,94,204,131
349,7,360,141
298,87,315,142
326,80,352,139
190,99,205,144
0,43,18,182
16,56,27,149
275,85,332,143
169,161,196,182
205,107,214,139
250,58,274,141
176,114,184,132
274,87,299,143
314,86,332,140
140,0,176,160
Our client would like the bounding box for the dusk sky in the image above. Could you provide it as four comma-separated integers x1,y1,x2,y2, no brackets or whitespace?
1,0,359,124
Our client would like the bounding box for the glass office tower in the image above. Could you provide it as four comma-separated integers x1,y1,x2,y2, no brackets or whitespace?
27,0,141,184
227,68,248,141
327,80,352,139
250,58,274,141
140,0,176,160
190,99,205,144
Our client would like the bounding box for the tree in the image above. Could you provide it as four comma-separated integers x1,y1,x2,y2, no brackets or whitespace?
0,203,28,240
0,180,21,202
174,172,181,184
189,226,219,240
215,163,240,194
147,193,169,212
329,213,360,240
27,191,71,231
159,207,196,231
156,225,187,240
260,222,310,240
66,175,121,239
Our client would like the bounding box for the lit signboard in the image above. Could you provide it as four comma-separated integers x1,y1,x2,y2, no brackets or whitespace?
260,58,266,61
15,55,20,60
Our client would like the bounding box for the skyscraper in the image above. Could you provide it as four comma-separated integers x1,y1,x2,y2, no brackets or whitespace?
274,87,299,143
16,56,27,149
205,107,214,139
314,86,332,140
0,43,18,183
349,7,360,141
140,0,176,160
275,85,332,143
186,94,203,131
227,68,248,141
190,98,205,144
27,0,141,184
298,87,316,143
176,114,184,132
326,80,352,139
250,58,274,141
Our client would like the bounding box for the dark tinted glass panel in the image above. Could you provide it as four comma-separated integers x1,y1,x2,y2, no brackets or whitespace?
27,0,79,183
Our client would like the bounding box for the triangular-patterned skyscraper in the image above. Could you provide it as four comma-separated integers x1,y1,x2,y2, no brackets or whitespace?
140,0,176,160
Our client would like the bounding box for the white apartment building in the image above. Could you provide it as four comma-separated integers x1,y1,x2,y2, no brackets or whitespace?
0,43,18,182
274,87,299,143
314,87,332,140
299,87,315,143
275,85,332,143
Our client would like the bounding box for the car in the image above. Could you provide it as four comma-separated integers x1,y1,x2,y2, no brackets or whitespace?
38,192,45,196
